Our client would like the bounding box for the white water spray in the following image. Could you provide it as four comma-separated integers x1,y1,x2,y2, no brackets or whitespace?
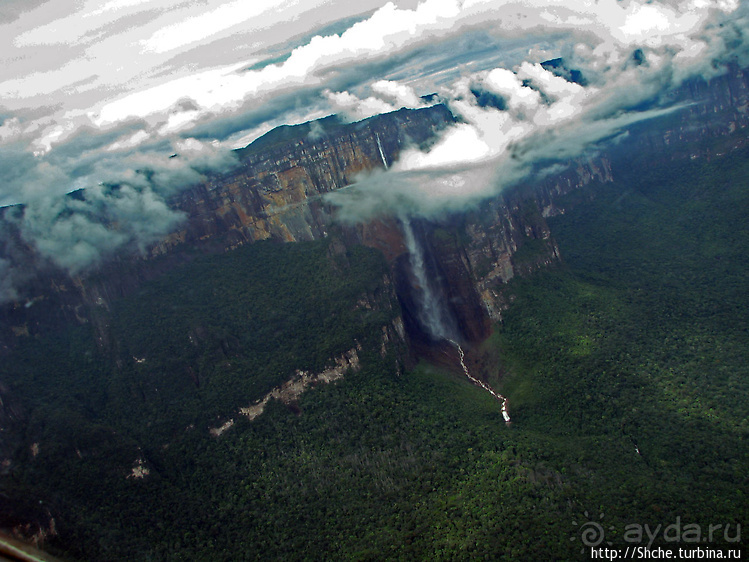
400,215,454,341
376,133,388,169
450,340,511,424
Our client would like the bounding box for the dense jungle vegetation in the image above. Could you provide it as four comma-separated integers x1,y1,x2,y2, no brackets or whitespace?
1,139,747,560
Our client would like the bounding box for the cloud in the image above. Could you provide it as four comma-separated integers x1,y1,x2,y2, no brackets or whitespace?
483,68,542,113
88,0,472,131
0,146,70,205
325,0,741,222
0,136,238,301
140,0,286,54
0,0,746,302
323,80,428,121
0,257,19,303
307,120,327,141
13,184,182,275
4,0,731,162
323,90,398,122
0,0,51,24
399,123,494,168
371,79,425,107
326,101,684,222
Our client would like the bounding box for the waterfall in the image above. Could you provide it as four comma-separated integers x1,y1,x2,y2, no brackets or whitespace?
399,215,455,341
450,340,511,424
376,133,388,169
398,214,510,424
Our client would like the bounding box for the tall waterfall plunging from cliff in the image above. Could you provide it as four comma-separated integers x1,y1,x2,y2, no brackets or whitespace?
399,215,456,341
397,214,510,424
376,134,388,169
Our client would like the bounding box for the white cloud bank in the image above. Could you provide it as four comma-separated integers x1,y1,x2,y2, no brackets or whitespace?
5,0,737,157
0,0,747,301
326,0,748,218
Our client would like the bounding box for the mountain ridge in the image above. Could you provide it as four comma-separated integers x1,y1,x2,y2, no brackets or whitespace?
0,60,748,558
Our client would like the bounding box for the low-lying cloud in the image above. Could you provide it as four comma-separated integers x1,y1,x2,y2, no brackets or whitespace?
0,0,747,303
0,138,238,302
12,184,183,274
324,80,429,121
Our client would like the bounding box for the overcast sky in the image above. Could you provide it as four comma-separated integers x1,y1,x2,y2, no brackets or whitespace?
0,0,747,300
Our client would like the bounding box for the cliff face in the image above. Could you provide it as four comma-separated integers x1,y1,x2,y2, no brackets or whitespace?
1,62,749,552
660,63,749,148
592,63,749,176
2,64,749,354
157,104,455,252
164,61,749,344
453,63,749,327
0,105,454,351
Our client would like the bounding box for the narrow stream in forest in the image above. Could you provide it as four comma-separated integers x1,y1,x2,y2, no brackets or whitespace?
449,339,511,424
